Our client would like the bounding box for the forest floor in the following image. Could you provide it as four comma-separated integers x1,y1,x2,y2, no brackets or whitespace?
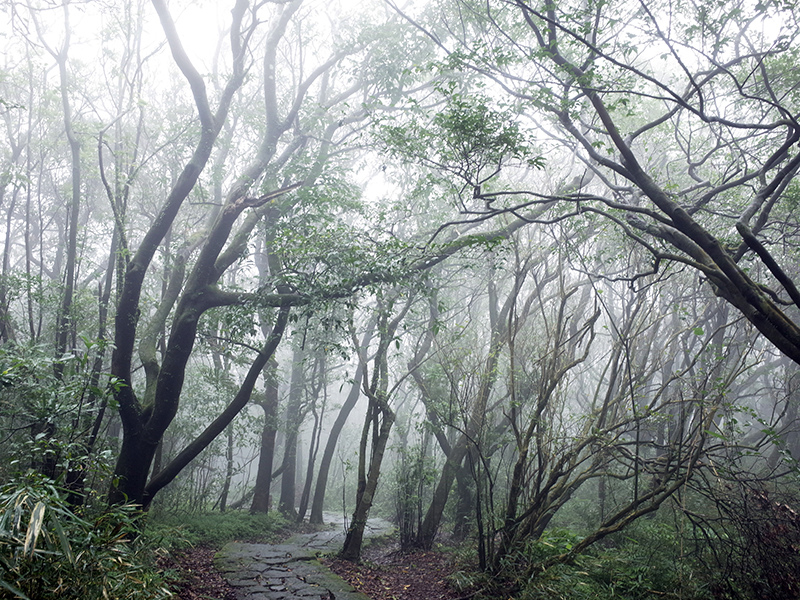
165,527,461,600
163,545,237,600
325,541,461,600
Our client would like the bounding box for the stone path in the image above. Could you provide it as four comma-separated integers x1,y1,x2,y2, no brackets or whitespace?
215,514,393,600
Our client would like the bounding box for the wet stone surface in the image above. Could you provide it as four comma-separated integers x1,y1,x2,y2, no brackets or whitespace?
216,515,393,600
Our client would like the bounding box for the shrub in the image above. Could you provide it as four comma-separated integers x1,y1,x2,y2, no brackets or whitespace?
0,473,171,600
690,481,800,599
503,523,712,600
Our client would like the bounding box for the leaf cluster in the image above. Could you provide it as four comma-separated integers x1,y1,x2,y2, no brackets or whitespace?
0,473,171,600
0,343,118,484
377,84,543,191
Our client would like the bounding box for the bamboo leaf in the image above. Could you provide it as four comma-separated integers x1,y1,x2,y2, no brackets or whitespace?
13,494,28,532
50,514,75,565
23,501,46,557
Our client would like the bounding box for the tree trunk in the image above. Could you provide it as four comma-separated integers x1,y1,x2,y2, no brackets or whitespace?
339,293,413,561
219,424,235,512
108,0,256,506
251,357,279,513
135,306,290,508
339,407,395,561
416,342,502,548
297,354,326,521
416,267,527,548
0,185,19,344
52,5,81,378
417,436,468,548
279,340,305,517
453,463,474,540
297,396,322,521
308,374,362,521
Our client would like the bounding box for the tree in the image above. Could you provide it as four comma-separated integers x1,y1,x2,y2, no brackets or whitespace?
4,0,563,513
364,2,800,563
339,289,414,560
108,0,382,507
391,0,800,367
308,314,376,523
28,1,83,377
339,282,441,561
249,357,280,514
109,0,270,506
414,251,534,549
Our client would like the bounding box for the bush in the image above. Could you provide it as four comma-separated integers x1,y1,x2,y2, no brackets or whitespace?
499,523,712,600
0,473,171,600
690,481,800,600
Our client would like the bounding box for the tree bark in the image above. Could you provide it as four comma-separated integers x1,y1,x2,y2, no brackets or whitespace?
108,0,255,505
51,4,81,377
297,357,325,521
339,407,395,561
251,357,280,513
219,424,235,512
339,291,419,560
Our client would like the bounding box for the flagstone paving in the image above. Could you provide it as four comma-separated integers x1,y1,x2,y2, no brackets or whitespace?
216,515,393,600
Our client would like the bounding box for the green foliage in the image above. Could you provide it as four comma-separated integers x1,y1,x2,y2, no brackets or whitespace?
0,473,171,600
261,183,434,308
147,510,288,549
492,523,711,600
0,342,119,487
378,84,543,191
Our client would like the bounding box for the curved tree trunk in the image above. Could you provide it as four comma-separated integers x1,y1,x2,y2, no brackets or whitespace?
140,306,290,507
109,0,274,506
340,290,422,561
308,316,376,523
416,267,527,548
297,356,325,521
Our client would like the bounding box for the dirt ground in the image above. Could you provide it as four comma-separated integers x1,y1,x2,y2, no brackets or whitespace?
162,546,238,600
325,543,461,600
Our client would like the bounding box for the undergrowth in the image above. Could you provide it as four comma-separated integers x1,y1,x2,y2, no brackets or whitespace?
448,521,712,600
0,473,171,600
0,469,290,600
147,510,289,549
